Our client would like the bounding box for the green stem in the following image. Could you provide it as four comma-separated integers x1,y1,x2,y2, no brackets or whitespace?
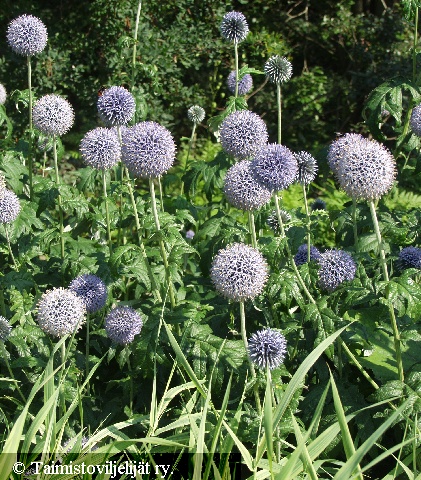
413,7,419,83
131,1,142,91
158,176,164,211
0,289,6,317
102,169,113,255
180,123,197,196
234,42,239,98
302,185,311,262
27,56,33,200
277,84,282,144
53,136,65,262
85,313,90,385
339,338,379,390
248,211,258,249
127,356,134,414
352,199,359,252
1,342,26,403
4,225,18,270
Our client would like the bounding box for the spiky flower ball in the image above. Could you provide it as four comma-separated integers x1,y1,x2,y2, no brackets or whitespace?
410,104,421,136
264,55,292,85
294,244,322,266
0,84,6,105
251,143,298,192
80,127,121,170
210,243,268,302
37,288,86,337
186,229,195,240
248,329,287,370
97,86,135,127
187,105,205,124
104,306,143,345
311,198,326,211
69,274,108,313
7,14,47,56
318,249,356,292
0,317,12,342
33,94,74,137
220,11,249,44
220,110,268,160
0,189,21,224
295,151,318,185
121,121,176,178
327,133,365,177
267,209,291,233
397,246,421,270
224,160,272,211
227,71,253,96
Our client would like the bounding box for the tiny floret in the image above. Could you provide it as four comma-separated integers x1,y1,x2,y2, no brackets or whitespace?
69,274,108,313
187,105,205,124
7,14,47,56
220,110,268,160
121,121,176,178
410,104,421,136
37,288,86,337
0,317,12,342
104,306,143,345
0,84,6,105
220,11,249,44
0,189,21,224
33,94,74,136
97,86,135,127
294,244,322,266
227,71,253,96
264,56,292,85
397,246,421,270
318,249,356,292
80,127,121,170
248,329,287,370
210,243,268,302
295,151,318,185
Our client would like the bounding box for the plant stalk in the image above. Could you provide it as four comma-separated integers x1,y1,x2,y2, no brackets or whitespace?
180,123,197,196
53,136,65,261
27,56,33,200
102,169,113,255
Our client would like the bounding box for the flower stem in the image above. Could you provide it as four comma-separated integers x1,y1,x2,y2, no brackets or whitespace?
413,7,419,83
27,56,33,200
248,211,258,248
131,1,142,91
180,123,196,196
53,137,65,262
277,84,282,144
352,199,359,252
234,42,239,98
102,169,113,255
302,185,311,262
85,313,90,394
0,341,26,404
4,225,18,270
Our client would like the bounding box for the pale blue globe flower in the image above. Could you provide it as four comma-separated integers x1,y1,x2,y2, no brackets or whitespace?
7,14,47,56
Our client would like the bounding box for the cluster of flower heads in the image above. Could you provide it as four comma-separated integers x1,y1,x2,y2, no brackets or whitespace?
318,249,356,292
210,243,268,302
69,274,108,313
294,244,322,266
227,71,253,96
80,127,121,170
7,14,47,56
187,105,205,124
33,94,74,137
105,306,143,345
264,55,293,85
121,121,176,178
397,246,421,270
410,104,421,137
220,11,249,44
0,189,21,224
0,316,12,342
294,151,318,186
0,84,6,105
248,329,287,370
97,86,136,127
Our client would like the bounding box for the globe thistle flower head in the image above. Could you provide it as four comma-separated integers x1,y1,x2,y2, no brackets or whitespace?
0,84,6,105
69,274,108,313
220,11,249,44
186,229,195,240
0,316,12,342
264,56,292,85
121,121,176,178
210,243,268,302
327,133,365,177
410,104,421,136
227,71,253,96
266,209,291,233
220,110,268,160
0,189,21,224
97,86,136,127
397,246,421,270
187,105,205,124
251,143,298,192
311,198,326,211
294,244,322,266
33,94,74,137
37,288,86,337
80,127,121,170
105,306,143,345
318,249,356,292
224,160,272,211
248,329,287,370
7,14,47,56
295,151,318,185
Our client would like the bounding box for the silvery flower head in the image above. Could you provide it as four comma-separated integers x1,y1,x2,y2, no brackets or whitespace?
227,71,253,96
0,84,6,105
69,274,108,313
210,243,268,302
0,189,21,224
105,306,143,345
33,94,74,137
7,14,47,56
80,127,121,170
224,160,272,211
186,229,195,240
327,133,365,177
251,143,298,192
397,246,421,270
295,151,318,185
97,86,135,127
318,249,356,292
311,198,326,211
220,11,249,44
410,104,421,136
121,121,176,178
266,209,291,233
220,110,268,160
264,55,293,85
187,105,205,124
294,244,322,266
0,316,12,342
248,328,287,370
36,288,86,337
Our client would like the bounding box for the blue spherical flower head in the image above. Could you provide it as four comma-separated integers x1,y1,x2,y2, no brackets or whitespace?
311,198,326,211
327,133,365,177
69,274,108,313
410,104,421,136
97,86,135,127
220,11,249,44
398,246,421,270
294,244,322,266
7,14,47,56
121,121,176,178
80,127,121,170
0,316,12,342
33,94,74,137
295,151,318,185
0,189,21,224
266,209,291,233
105,306,143,345
0,84,6,105
187,105,205,124
251,143,298,192
264,56,292,85
224,160,272,211
227,71,253,96
248,329,287,370
318,249,356,292
220,110,268,160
